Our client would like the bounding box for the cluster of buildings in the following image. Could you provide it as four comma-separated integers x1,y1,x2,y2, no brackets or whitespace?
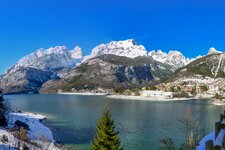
154,78,225,98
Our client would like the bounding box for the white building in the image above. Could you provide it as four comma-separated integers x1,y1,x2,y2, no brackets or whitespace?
140,90,173,98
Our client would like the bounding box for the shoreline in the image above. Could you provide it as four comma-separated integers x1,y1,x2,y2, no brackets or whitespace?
6,90,216,103
57,91,214,102
211,98,225,106
58,92,108,96
0,111,61,150
212,102,225,106
107,95,196,101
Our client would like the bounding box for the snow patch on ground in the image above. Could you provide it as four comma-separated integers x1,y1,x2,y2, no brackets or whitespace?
198,119,225,149
214,129,225,147
197,131,215,150
214,53,223,78
0,112,61,150
7,112,54,142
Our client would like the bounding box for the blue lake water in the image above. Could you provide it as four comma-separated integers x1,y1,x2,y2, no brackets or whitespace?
5,94,225,150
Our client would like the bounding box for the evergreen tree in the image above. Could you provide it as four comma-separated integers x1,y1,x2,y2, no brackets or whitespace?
91,107,123,150
0,89,8,126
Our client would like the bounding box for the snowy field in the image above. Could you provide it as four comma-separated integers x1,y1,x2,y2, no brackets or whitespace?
0,112,61,150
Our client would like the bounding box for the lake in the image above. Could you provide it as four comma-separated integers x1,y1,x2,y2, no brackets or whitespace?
5,94,225,150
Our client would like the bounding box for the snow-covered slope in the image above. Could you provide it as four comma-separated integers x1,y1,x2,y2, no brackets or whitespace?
0,112,60,150
168,52,225,83
207,47,222,55
8,46,83,73
164,51,225,94
0,67,58,94
81,39,199,70
0,45,83,94
148,50,192,69
40,54,174,93
2,38,223,94
70,46,83,59
82,39,148,62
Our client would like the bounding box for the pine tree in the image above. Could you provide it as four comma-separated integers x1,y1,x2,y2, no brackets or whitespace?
91,107,123,150
0,89,8,126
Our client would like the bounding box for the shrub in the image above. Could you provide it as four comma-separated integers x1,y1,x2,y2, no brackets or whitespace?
191,86,197,95
114,88,125,94
173,92,189,98
214,93,223,100
177,86,181,91
200,85,208,91
22,144,29,150
213,146,222,150
134,91,141,96
1,134,8,143
0,89,8,126
159,137,176,150
145,86,157,90
13,127,30,143
170,86,175,92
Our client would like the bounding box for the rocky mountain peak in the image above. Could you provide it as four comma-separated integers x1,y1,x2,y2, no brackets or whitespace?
7,45,83,74
82,39,148,62
208,47,222,55
70,46,83,59
148,49,191,69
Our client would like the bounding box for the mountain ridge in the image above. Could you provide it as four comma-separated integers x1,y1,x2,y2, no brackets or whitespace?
0,39,223,94
7,46,83,74
40,54,174,93
167,52,225,86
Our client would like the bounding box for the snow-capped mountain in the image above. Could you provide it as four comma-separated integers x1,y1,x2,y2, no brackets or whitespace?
168,52,225,85
0,67,58,94
148,50,192,69
0,45,83,94
207,47,222,55
8,46,83,74
71,46,83,59
1,38,224,94
82,39,148,62
40,54,174,93
82,39,193,70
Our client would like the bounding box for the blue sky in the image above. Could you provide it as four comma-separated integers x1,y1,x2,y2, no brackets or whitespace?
0,0,225,73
